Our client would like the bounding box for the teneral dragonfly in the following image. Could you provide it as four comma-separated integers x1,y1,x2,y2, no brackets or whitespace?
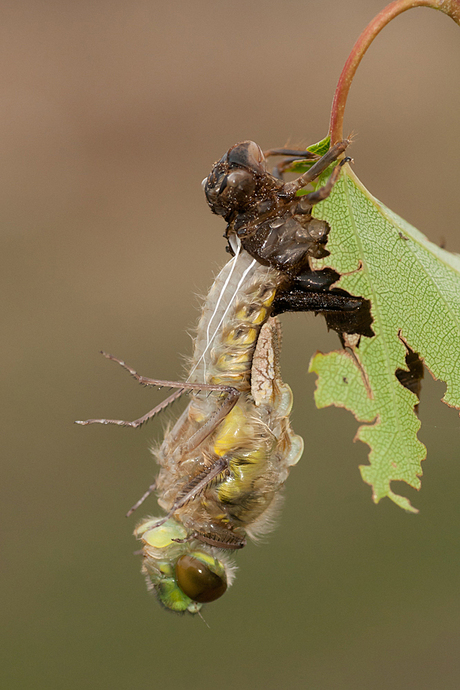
77,138,366,614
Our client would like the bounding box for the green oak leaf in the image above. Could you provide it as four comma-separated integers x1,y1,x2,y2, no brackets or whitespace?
309,166,460,512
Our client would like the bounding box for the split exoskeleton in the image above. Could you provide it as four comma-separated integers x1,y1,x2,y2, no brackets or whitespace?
204,139,373,339
78,138,371,614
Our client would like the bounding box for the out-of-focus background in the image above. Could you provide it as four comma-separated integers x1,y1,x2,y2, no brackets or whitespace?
2,1,460,688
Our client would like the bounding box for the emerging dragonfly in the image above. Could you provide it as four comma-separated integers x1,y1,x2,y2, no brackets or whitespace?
77,138,367,614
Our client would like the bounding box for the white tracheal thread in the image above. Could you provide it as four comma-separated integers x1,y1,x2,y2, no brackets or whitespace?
187,237,257,385
186,239,241,383
199,255,257,382
200,237,241,383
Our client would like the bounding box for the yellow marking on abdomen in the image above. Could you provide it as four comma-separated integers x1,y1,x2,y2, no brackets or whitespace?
209,372,250,386
213,405,247,456
235,305,267,325
225,326,258,347
261,289,276,307
217,449,265,503
216,351,251,371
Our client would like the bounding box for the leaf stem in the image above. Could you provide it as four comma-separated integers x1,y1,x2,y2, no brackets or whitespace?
329,0,460,143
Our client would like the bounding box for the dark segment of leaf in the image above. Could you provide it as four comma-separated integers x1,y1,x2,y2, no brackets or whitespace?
395,347,424,407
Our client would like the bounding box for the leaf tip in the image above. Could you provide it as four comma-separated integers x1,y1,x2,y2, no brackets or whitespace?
388,489,419,514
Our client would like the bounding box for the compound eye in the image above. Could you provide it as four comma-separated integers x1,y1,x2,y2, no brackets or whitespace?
245,141,265,169
228,141,266,172
175,554,227,603
224,170,256,210
203,170,228,215
225,169,256,197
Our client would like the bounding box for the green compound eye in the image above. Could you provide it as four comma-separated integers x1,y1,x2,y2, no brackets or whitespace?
175,554,227,603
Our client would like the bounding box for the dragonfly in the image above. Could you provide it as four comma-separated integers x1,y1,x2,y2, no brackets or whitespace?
77,138,368,615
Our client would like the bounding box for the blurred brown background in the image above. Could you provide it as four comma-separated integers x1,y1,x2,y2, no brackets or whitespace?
2,1,460,688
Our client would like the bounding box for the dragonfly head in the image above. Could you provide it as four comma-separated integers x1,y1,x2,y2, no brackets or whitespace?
203,141,268,220
135,518,233,615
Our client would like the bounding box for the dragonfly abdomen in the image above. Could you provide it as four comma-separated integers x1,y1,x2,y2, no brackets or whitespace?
189,249,281,391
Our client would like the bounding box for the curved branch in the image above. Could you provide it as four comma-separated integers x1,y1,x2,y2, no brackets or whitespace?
329,0,460,143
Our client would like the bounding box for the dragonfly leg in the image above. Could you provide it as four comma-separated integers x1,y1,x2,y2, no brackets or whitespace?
126,480,157,517
192,531,246,550
172,530,246,550
139,456,229,528
180,386,239,455
263,148,319,180
281,139,350,196
126,385,239,517
75,388,185,428
263,147,320,159
300,157,352,205
75,351,239,429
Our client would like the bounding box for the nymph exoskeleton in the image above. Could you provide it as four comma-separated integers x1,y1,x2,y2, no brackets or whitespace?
204,139,373,339
77,139,369,615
